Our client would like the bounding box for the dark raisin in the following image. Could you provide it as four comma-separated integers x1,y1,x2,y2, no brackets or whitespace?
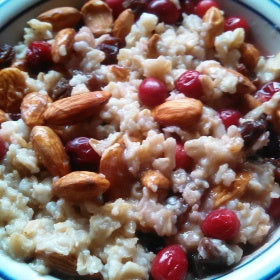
123,0,151,18
97,44,119,65
136,231,166,253
0,44,15,69
86,73,102,91
102,36,122,48
51,78,72,100
8,113,21,121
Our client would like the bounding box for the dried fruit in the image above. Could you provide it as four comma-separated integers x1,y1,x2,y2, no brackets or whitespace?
175,142,193,170
0,44,15,69
44,91,111,125
31,126,70,177
52,171,110,202
195,0,220,18
225,16,249,36
141,170,171,191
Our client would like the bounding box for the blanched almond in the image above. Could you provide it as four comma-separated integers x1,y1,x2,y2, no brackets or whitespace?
31,126,70,177
44,91,111,125
152,98,203,128
141,170,170,192
52,171,110,202
112,9,134,41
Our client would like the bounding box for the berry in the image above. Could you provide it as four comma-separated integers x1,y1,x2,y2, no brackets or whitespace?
0,138,7,161
181,0,196,14
195,0,219,17
267,198,280,220
201,209,240,240
175,70,204,99
146,0,181,24
26,41,52,73
65,137,100,166
224,16,249,36
138,77,168,107
218,109,241,129
123,0,150,18
175,142,193,170
151,244,188,280
254,81,280,103
104,0,124,18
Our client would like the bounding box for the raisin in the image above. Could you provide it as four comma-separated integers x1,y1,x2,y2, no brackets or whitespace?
97,44,119,65
136,231,166,253
0,44,15,69
86,73,102,91
123,0,150,18
8,113,21,121
51,78,72,100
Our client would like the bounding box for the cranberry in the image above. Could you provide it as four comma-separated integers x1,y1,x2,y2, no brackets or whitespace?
0,138,7,161
151,244,188,280
123,0,150,18
175,142,193,170
104,0,124,18
254,81,280,103
181,0,196,14
224,16,249,36
138,77,168,107
267,198,280,220
194,0,219,17
201,209,240,240
146,0,181,24
65,137,100,166
175,70,204,99
218,109,241,129
26,41,52,73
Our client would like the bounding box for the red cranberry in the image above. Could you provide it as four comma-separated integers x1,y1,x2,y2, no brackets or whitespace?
201,209,240,240
194,0,219,17
26,41,52,73
138,77,168,107
146,0,181,24
104,0,124,18
175,70,204,99
175,142,193,170
151,244,188,280
0,138,7,161
218,109,241,129
267,197,280,220
181,0,196,14
65,137,100,166
254,81,280,103
224,16,249,36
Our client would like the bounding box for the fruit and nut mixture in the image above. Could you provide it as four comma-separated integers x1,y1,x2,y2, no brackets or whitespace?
0,0,280,279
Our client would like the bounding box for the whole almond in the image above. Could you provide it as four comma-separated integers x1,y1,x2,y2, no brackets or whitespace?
44,91,111,125
240,43,261,70
37,7,82,31
81,0,113,36
52,171,110,202
21,92,52,126
51,28,75,64
31,126,70,177
112,9,135,41
0,67,26,113
141,170,170,192
152,98,203,128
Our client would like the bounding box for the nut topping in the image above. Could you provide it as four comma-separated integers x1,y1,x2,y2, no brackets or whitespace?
147,34,161,58
31,126,70,177
141,170,170,192
240,43,261,70
52,171,110,202
44,91,111,125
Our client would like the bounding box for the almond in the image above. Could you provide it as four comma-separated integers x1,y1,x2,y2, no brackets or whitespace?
21,92,52,126
0,67,26,113
110,65,130,81
51,28,76,64
81,0,113,36
147,34,161,58
44,91,111,125
141,170,170,192
152,98,203,128
203,7,224,48
31,126,70,177
240,43,261,70
112,9,135,41
37,7,82,31
52,171,110,202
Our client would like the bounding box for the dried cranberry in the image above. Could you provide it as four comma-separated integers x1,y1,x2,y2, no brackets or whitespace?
253,81,280,103
267,198,280,220
146,0,181,24
0,138,7,161
224,16,249,36
26,41,52,73
151,244,188,280
218,109,241,129
138,77,168,107
175,70,204,99
175,142,193,170
65,137,100,166
104,0,125,17
194,0,219,17
123,0,150,18
201,209,240,240
181,0,196,14
0,44,15,69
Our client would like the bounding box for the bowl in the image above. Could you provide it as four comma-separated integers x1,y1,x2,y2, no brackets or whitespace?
0,0,279,280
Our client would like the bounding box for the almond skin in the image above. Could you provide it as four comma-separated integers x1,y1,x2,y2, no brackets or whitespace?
31,126,70,177
52,171,110,202
152,98,203,128
44,91,111,125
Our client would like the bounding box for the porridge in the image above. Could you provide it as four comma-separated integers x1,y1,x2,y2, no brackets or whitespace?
0,0,279,279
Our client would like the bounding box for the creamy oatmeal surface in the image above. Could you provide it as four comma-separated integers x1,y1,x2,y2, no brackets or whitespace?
0,0,279,279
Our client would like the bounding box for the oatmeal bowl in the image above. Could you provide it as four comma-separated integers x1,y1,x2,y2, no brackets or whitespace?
0,0,280,279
